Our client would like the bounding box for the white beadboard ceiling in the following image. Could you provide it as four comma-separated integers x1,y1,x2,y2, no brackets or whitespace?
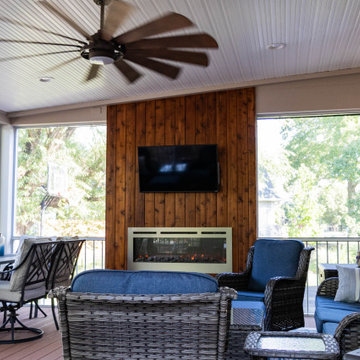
1,0,360,114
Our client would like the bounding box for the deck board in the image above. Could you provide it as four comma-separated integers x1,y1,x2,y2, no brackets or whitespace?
0,306,62,359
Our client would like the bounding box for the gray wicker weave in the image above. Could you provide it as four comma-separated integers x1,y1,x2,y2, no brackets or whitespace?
317,277,360,358
51,286,237,360
217,246,314,331
225,307,264,360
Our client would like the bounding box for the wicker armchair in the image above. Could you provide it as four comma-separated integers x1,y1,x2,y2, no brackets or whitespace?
51,269,237,360
217,239,314,331
316,277,360,358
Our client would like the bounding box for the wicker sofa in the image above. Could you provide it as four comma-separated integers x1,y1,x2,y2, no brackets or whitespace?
315,277,360,358
51,269,237,360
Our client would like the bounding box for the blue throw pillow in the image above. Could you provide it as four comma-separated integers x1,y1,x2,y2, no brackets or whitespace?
71,269,218,294
247,239,304,292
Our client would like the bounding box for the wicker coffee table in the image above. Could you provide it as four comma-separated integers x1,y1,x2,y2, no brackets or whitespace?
225,301,264,360
244,331,340,359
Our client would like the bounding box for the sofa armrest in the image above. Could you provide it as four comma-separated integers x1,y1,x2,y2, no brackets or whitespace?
334,312,360,358
263,276,306,331
216,271,250,291
317,277,339,298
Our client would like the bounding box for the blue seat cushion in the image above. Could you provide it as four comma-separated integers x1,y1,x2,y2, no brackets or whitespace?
315,295,360,332
322,322,338,335
237,290,264,302
248,239,304,292
232,300,265,311
71,269,218,294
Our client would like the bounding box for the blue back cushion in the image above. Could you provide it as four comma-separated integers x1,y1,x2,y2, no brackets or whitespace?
248,239,304,292
71,269,218,294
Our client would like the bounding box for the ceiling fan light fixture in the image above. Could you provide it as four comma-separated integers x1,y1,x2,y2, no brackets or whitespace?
89,55,114,65
89,48,116,65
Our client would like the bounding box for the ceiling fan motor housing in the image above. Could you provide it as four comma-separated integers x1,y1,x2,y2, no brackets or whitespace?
86,36,124,65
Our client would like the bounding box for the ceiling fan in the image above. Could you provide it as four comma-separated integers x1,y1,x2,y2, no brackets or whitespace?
0,0,218,83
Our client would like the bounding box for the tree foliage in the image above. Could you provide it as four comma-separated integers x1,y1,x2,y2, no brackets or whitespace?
281,116,360,236
16,126,106,237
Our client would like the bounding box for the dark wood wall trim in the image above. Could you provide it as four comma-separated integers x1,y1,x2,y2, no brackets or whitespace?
106,88,256,271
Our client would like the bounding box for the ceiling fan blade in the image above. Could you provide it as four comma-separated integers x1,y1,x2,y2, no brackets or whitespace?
86,64,101,81
126,49,208,66
0,50,79,62
0,16,87,45
102,0,134,41
0,39,82,48
125,55,180,79
114,12,193,44
126,33,218,49
39,1,91,40
45,57,81,72
114,60,142,83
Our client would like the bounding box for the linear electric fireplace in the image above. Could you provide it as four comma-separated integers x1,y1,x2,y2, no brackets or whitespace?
128,227,232,273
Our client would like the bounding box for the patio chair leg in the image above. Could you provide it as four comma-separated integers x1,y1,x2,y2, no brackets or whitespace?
34,301,47,318
0,306,44,344
51,297,59,330
29,300,47,319
29,301,33,319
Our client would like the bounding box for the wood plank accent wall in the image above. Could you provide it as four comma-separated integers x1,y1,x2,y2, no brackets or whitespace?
106,88,256,272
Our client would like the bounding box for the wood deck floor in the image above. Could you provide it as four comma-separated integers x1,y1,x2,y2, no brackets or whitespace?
0,306,62,360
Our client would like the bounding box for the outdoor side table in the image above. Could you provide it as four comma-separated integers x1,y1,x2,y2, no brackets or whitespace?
225,301,264,360
244,331,339,359
344,348,360,360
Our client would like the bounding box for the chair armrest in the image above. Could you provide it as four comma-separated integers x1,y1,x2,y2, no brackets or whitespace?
216,246,254,291
0,262,14,281
264,276,306,331
317,277,338,298
264,276,305,303
334,312,360,357
216,271,250,291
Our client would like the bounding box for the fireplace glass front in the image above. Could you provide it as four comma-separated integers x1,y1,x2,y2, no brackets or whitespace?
128,227,232,273
133,237,226,264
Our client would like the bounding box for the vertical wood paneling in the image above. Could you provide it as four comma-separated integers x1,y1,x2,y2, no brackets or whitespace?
154,100,165,227
175,97,186,226
227,90,239,271
114,105,127,269
247,89,257,250
144,101,155,227
134,103,145,227
237,89,248,265
105,105,117,269
206,92,217,227
164,98,176,227
216,92,228,227
106,88,256,271
195,94,206,227
185,95,196,227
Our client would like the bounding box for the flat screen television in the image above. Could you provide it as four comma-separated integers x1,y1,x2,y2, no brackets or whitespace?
138,144,220,192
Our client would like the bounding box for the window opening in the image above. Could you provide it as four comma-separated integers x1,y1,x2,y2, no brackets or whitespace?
14,125,106,239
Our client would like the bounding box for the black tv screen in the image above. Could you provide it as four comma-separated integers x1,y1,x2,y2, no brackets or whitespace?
138,144,220,192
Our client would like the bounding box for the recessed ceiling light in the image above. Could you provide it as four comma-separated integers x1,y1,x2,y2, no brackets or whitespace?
267,43,286,50
39,76,54,82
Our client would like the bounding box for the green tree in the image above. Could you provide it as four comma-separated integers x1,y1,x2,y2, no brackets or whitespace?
281,116,360,236
16,126,106,237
